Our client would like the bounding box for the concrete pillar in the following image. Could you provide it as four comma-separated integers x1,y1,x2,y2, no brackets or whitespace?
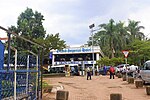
96,53,100,60
146,86,150,95
96,53,100,71
52,54,55,66
110,93,122,100
128,77,134,84
135,80,143,88
56,90,69,100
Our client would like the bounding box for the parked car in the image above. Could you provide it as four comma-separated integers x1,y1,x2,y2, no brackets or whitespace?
128,65,138,72
99,66,110,75
116,64,130,72
99,68,104,75
140,60,150,83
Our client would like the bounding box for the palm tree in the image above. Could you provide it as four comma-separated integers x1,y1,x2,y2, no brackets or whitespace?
87,19,145,58
127,19,145,41
94,30,111,57
115,21,130,49
98,19,117,58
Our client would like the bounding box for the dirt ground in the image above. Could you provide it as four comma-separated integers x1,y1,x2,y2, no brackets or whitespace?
43,75,150,100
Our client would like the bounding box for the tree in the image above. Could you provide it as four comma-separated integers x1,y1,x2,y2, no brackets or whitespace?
9,7,46,50
92,19,117,58
17,8,45,39
96,57,124,67
87,19,145,59
115,21,129,49
114,21,130,57
96,57,110,66
34,33,66,57
125,39,150,66
9,7,67,59
101,19,116,58
45,33,66,50
127,19,145,41
110,57,124,66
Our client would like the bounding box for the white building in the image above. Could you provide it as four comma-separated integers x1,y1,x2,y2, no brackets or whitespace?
50,46,104,70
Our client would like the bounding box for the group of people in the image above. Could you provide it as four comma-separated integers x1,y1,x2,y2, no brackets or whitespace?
116,65,140,78
122,67,140,78
86,66,115,80
86,65,141,80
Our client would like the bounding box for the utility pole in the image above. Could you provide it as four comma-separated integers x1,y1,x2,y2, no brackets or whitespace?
89,24,95,76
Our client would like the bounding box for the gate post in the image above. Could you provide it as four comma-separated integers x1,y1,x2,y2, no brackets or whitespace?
7,32,11,70
14,49,17,100
0,40,5,100
26,55,29,94
40,48,44,99
37,48,40,99
36,55,38,99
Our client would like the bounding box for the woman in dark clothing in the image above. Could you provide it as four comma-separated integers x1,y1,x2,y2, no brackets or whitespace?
87,67,91,80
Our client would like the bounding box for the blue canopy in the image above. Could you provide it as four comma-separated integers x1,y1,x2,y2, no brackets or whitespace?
0,40,4,69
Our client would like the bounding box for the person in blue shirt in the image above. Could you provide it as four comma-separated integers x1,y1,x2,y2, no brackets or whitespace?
103,66,107,75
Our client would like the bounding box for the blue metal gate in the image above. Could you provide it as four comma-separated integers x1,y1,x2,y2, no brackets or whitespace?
0,45,40,100
0,26,43,100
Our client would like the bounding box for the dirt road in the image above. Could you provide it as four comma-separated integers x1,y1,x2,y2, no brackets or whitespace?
43,75,150,100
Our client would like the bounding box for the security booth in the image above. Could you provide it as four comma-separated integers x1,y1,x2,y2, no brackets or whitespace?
65,64,71,76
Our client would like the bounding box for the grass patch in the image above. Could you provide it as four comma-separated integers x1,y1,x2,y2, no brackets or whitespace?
42,81,53,93
42,81,52,88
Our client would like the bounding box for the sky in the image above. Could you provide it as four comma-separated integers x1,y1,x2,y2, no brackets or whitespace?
0,0,150,46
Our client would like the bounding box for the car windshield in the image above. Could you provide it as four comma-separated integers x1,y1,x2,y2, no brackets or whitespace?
142,62,150,70
147,62,150,66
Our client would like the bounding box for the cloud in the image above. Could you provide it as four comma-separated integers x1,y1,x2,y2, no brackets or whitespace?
128,6,150,37
0,0,83,45
1,0,150,46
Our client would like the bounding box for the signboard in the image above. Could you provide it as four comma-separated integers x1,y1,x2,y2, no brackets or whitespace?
54,61,96,65
56,48,91,53
51,46,101,54
49,52,53,59
122,50,129,58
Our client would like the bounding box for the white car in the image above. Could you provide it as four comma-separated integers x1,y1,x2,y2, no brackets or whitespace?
116,64,129,72
128,65,138,72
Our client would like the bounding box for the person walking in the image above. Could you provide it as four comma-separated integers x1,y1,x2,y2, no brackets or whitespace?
87,67,91,80
109,66,115,79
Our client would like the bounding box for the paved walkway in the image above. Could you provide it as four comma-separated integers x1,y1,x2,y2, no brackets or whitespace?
43,75,150,100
